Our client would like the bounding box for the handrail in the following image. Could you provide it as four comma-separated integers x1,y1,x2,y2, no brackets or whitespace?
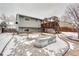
0,33,15,56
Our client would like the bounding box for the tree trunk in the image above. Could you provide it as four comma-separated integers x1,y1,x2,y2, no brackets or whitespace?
27,32,29,39
76,26,79,39
77,28,79,39
78,32,79,39
1,28,4,33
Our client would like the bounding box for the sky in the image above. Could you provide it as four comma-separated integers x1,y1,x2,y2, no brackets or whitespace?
0,3,69,19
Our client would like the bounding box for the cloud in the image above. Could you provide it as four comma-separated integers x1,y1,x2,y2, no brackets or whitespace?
0,3,69,19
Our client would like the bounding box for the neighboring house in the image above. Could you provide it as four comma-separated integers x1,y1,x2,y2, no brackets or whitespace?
59,21,76,32
0,18,4,33
16,14,42,32
41,16,60,33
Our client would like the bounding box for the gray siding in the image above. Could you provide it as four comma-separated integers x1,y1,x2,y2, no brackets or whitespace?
16,14,42,32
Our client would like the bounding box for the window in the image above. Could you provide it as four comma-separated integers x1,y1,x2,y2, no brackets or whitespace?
25,17,29,21
25,18,29,21
24,29,29,32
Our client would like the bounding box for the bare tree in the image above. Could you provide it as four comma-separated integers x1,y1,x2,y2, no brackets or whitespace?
1,14,6,21
0,21,7,33
65,4,79,38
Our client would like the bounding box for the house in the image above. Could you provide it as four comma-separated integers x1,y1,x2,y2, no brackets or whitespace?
16,14,76,33
41,16,77,33
16,14,42,33
59,21,76,32
0,18,3,33
41,16,60,33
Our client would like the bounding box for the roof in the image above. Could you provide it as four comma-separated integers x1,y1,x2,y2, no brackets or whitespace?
16,14,42,21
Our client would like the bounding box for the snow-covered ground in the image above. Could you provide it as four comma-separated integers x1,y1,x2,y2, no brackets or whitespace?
59,32,76,50
59,32,79,55
2,33,69,56
58,32,79,56
62,32,77,36
62,32,78,40
0,33,13,55
67,42,75,50
43,35,69,56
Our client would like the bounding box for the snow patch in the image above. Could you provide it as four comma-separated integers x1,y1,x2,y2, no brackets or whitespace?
0,33,13,54
2,33,69,56
26,51,32,56
24,40,35,45
3,38,16,56
62,32,78,37
68,42,75,50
